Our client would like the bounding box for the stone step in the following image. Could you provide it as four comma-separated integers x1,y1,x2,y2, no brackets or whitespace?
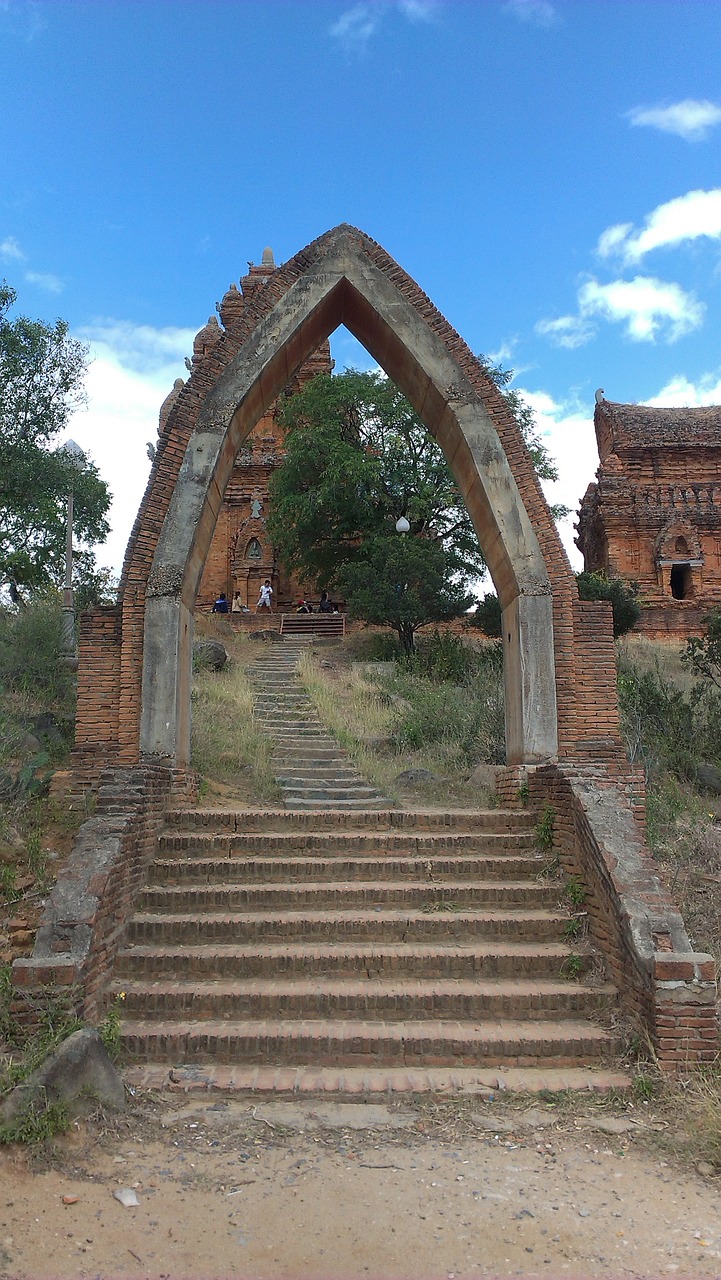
139,878,559,913
275,768,364,782
150,853,546,883
162,808,538,833
113,977,618,1022
283,797,397,811
125,1063,633,1096
158,830,537,854
278,785,385,802
115,939,585,981
119,1016,618,1068
127,907,568,945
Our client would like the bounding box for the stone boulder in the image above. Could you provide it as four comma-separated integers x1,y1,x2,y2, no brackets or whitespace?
695,762,721,794
193,639,228,671
0,1027,125,1126
467,763,501,792
394,767,442,786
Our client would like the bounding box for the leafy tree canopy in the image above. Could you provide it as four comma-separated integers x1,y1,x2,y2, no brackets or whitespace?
683,610,721,690
575,571,640,638
339,536,474,655
0,282,111,603
268,369,485,585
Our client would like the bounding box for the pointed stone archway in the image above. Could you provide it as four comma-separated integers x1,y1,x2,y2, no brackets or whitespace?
72,225,623,780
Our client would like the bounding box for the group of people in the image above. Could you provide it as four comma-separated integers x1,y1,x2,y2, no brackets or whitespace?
296,590,335,614
211,583,337,615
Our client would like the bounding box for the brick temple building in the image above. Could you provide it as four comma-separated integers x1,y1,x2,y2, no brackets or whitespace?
576,397,721,638
156,248,332,612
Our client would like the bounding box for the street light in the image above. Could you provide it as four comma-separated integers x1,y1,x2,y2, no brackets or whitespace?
395,515,410,536
59,438,84,667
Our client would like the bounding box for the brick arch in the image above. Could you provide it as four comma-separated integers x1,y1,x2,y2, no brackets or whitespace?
74,225,623,779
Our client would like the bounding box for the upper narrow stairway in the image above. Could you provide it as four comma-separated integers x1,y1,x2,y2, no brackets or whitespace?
246,641,390,810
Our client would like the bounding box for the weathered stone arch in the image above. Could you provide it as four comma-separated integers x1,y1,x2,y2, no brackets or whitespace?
73,225,623,781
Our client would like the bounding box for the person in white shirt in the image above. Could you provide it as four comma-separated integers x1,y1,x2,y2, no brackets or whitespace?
256,579,273,612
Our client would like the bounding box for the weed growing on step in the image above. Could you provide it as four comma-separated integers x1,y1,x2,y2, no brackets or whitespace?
98,992,125,1061
560,953,584,980
535,805,555,854
565,876,586,908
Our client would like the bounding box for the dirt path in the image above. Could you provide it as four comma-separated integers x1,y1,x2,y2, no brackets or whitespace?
0,1093,719,1280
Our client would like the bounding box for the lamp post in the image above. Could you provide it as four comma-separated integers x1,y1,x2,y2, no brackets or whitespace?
395,515,410,536
59,438,84,667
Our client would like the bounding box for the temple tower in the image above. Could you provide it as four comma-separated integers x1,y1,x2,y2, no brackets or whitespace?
577,398,721,638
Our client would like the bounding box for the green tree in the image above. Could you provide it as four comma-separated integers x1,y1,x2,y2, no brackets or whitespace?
575,571,640,638
339,536,474,654
268,370,485,585
682,610,721,690
0,282,110,602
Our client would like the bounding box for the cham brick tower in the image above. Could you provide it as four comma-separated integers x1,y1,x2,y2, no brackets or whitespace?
576,396,721,639
157,247,333,612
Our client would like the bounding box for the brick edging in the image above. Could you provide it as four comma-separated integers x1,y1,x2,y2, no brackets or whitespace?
10,765,189,1031
499,763,719,1069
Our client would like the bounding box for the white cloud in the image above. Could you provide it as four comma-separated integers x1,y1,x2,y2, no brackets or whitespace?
0,235,25,261
24,269,64,293
597,189,721,263
519,387,597,569
78,319,195,378
577,275,704,342
539,275,704,347
62,320,196,575
329,0,439,48
645,368,721,408
596,222,633,260
502,0,557,28
535,313,596,349
627,99,721,142
397,0,438,20
330,3,380,49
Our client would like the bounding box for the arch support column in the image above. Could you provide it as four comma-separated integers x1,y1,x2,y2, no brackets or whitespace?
502,592,557,764
140,593,193,765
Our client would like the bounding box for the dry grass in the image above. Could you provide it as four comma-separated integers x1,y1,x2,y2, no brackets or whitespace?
297,645,500,808
191,619,281,807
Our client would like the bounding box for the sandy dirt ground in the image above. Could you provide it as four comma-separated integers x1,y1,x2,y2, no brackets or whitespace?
0,1092,719,1280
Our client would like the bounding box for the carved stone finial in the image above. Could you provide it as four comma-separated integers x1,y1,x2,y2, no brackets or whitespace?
219,281,244,328
261,246,276,268
158,378,185,435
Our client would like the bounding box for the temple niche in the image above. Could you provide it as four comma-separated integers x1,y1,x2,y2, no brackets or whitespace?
159,248,333,612
576,397,721,638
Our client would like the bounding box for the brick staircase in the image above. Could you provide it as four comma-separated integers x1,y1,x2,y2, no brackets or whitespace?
247,641,390,810
279,613,345,638
114,808,628,1093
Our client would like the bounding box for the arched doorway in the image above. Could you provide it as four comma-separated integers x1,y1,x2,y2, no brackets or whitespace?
77,226,621,781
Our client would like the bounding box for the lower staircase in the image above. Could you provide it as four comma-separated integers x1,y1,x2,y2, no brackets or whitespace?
115,808,628,1093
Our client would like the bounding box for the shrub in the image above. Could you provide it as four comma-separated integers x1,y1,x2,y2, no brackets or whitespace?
576,571,640,637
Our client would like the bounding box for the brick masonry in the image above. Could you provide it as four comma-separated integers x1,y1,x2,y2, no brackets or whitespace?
10,765,192,1032
577,399,721,639
497,763,718,1070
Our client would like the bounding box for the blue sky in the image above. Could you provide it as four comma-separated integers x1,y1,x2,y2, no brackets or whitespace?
3,0,721,574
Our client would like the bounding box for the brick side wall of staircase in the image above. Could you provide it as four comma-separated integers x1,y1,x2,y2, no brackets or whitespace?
10,765,196,1032
499,763,718,1069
